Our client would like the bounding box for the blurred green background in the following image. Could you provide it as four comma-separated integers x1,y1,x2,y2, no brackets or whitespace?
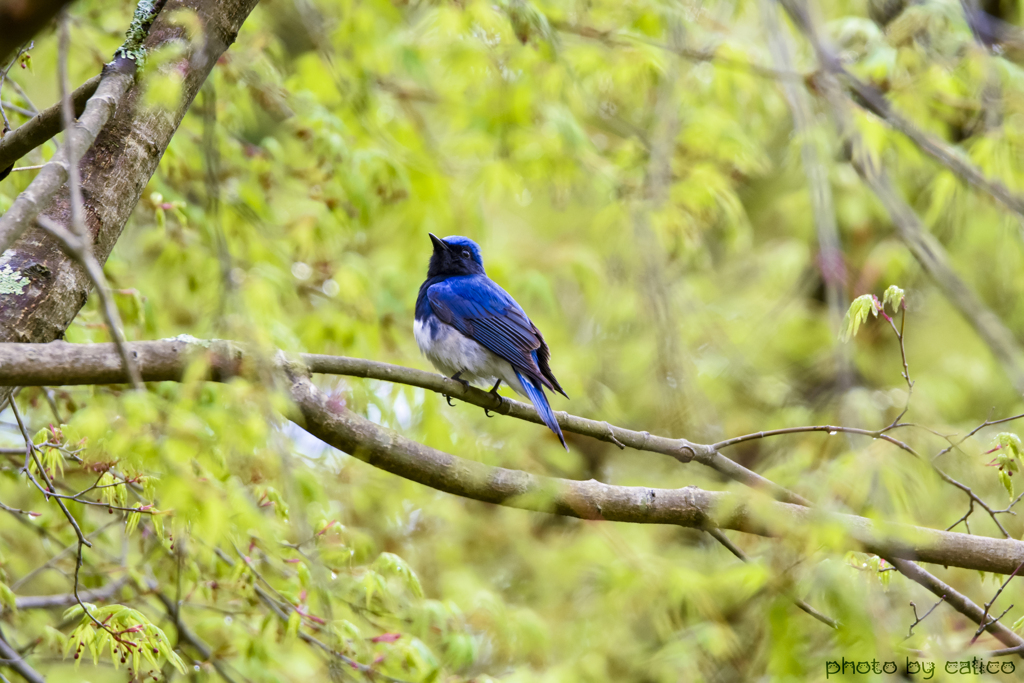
4,0,1024,679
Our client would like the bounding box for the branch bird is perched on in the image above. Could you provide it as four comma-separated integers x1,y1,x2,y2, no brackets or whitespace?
414,234,569,449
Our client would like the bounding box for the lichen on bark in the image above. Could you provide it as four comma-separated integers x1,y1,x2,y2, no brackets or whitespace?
114,0,160,65
0,259,28,296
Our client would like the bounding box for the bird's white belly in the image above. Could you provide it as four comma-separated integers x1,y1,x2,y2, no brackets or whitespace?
414,318,525,395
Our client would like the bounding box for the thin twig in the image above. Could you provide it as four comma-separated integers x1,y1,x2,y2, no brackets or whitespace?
3,78,37,116
706,527,838,628
0,101,33,118
0,74,101,173
12,519,120,591
972,559,1024,643
8,397,91,549
210,546,413,682
57,13,85,242
35,216,144,390
152,591,247,683
906,597,945,638
9,395,118,640
550,19,807,81
0,42,32,134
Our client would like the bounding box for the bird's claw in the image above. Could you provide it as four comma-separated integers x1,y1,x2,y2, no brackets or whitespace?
483,379,504,418
443,371,470,407
485,388,504,418
485,397,505,417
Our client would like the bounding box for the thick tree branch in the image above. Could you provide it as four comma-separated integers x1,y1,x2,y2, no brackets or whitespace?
11,577,127,611
0,629,44,683
0,60,136,255
0,340,804,505
0,74,100,179
288,370,1024,574
0,0,259,360
3,339,1024,575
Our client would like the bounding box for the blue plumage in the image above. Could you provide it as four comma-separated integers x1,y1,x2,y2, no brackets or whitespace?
414,234,568,449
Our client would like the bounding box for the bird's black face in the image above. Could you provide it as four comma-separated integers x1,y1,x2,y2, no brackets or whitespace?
426,234,486,277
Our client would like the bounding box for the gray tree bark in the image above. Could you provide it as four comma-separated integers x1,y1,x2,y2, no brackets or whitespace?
4,338,1024,578
0,0,259,347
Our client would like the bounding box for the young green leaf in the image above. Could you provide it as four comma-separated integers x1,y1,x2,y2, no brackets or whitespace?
993,433,1024,461
1000,469,1014,501
882,285,905,312
841,294,880,341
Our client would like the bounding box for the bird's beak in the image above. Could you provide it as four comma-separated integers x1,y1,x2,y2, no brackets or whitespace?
429,233,450,252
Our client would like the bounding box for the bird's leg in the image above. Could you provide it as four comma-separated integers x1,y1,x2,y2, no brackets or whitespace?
444,371,471,407
484,379,503,418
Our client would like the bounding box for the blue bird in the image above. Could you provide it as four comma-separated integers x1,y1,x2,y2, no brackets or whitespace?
414,233,569,449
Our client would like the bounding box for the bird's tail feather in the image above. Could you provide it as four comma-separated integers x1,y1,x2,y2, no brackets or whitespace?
516,370,567,450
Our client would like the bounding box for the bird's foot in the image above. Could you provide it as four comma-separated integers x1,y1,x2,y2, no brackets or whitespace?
444,371,470,407
484,379,503,417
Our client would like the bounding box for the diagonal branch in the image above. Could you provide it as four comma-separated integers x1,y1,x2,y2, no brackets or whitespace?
0,628,44,683
3,339,1024,576
889,557,1024,650
0,59,136,255
0,74,100,180
779,0,1024,396
0,341,804,504
705,527,838,629
552,9,1024,227
152,590,245,683
822,35,1024,223
762,0,849,361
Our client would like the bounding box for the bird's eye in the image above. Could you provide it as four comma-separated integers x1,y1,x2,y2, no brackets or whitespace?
461,250,471,259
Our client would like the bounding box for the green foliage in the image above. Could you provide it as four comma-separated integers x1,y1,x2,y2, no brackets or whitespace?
0,581,17,614
841,294,880,341
882,285,905,312
3,0,1024,679
990,433,1023,500
63,603,186,673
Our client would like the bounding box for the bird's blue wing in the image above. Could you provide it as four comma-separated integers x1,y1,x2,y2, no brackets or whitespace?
426,276,550,385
